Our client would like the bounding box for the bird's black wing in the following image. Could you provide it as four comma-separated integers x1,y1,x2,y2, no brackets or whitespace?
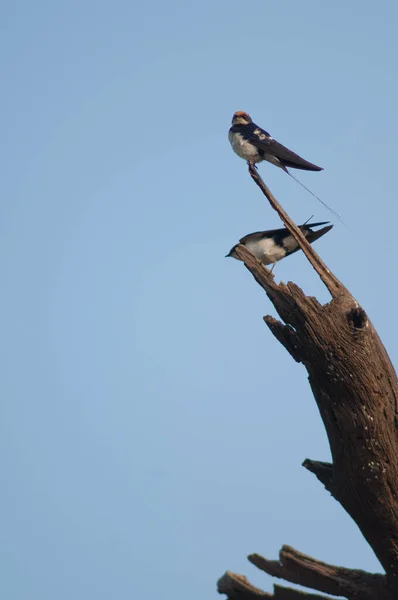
244,123,323,171
239,228,289,244
239,222,330,244
283,223,333,256
305,223,334,244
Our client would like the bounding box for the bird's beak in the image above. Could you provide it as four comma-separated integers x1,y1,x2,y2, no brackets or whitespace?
225,245,239,259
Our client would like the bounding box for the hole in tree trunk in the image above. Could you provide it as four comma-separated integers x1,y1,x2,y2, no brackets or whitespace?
346,307,367,329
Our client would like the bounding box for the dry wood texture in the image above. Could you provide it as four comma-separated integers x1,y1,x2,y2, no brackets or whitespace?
218,166,398,600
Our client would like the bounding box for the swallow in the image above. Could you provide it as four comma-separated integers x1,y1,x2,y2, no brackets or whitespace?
226,221,332,271
228,111,323,172
227,111,347,225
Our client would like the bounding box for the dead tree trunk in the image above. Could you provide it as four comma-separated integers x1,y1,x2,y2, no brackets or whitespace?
217,167,398,600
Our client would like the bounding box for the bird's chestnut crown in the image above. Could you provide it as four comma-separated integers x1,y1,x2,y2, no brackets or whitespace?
231,111,252,125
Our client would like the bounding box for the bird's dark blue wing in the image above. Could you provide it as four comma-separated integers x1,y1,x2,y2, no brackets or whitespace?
305,224,334,244
239,222,331,245
243,123,323,171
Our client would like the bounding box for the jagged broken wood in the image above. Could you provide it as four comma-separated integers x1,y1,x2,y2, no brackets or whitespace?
249,545,386,599
218,166,398,599
217,569,333,599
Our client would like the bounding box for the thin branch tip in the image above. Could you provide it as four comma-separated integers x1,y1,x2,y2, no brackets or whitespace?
246,166,343,297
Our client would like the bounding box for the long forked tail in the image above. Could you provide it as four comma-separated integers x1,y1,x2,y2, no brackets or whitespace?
285,169,350,230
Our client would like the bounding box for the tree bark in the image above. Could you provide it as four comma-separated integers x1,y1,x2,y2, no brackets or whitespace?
218,166,398,600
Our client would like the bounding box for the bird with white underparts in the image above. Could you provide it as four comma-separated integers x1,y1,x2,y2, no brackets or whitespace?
228,111,345,225
229,111,323,172
226,221,333,272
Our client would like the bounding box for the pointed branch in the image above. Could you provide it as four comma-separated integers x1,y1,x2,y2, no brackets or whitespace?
217,571,272,598
249,546,388,599
247,165,343,298
302,460,333,491
217,571,334,600
263,316,302,363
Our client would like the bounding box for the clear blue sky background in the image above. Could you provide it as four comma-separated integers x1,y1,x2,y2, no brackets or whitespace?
1,1,397,598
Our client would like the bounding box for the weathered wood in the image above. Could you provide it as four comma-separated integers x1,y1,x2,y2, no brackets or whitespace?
217,571,333,599
247,165,344,297
218,167,398,599
249,546,388,599
301,459,333,491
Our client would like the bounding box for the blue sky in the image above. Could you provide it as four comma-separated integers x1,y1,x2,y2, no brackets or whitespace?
1,1,397,598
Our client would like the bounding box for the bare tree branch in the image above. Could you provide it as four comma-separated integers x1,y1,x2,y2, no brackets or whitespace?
249,546,387,599
302,459,333,491
218,571,272,599
247,165,343,297
233,203,398,595
217,571,334,600
218,167,398,599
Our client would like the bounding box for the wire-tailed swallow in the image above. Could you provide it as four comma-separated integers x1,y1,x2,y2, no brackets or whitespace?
227,111,347,225
226,221,332,270
228,111,323,172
